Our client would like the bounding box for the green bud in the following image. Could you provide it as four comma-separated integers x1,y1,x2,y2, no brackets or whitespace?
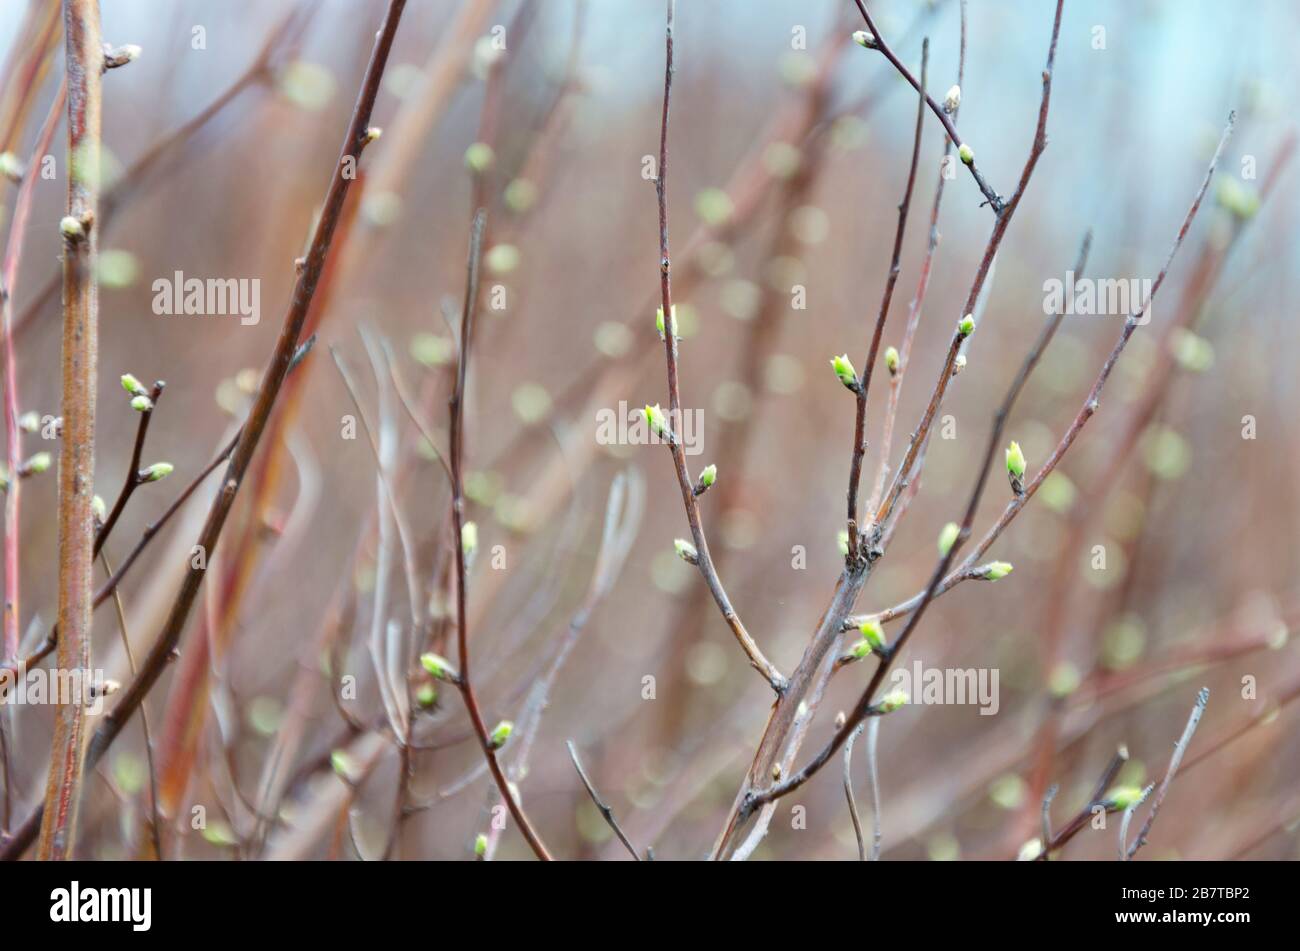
141,462,173,482
420,652,456,680
92,495,108,523
1215,177,1259,220
59,216,84,239
0,151,22,183
130,394,153,413
673,538,698,564
655,305,677,340
1017,837,1043,861
644,403,670,437
120,373,148,396
464,142,494,173
836,528,850,557
830,353,858,390
1105,786,1145,809
858,618,885,651
958,314,975,337
884,346,899,374
982,561,1014,581
958,143,974,165
25,452,51,475
851,30,877,49
878,687,909,713
330,749,357,781
461,520,478,555
937,521,959,556
488,720,513,749
698,463,717,488
1049,662,1081,698
416,683,438,708
474,833,488,857
850,638,873,660
17,411,39,433
1005,440,1026,479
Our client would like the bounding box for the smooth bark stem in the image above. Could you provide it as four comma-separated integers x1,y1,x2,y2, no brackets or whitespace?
38,0,103,861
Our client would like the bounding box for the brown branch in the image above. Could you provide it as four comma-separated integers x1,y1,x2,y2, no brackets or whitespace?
1,80,64,663
566,740,642,861
651,0,784,693
845,38,927,553
447,209,553,861
37,0,104,861
2,0,409,862
852,0,1001,211
1125,687,1209,859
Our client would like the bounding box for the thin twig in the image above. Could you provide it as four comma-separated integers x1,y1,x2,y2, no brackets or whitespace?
651,0,784,693
845,38,928,553
1126,687,1209,859
566,740,642,861
447,209,552,861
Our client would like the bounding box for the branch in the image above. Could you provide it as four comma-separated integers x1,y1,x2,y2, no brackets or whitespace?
852,0,1001,211
2,0,410,862
447,209,553,861
38,0,104,861
651,0,784,693
845,37,928,553
566,740,642,861
1125,687,1209,859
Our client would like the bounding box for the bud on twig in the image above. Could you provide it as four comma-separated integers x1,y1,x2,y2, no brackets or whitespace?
488,720,513,750
0,152,23,184
981,560,1014,581
877,688,908,714
655,305,677,340
17,411,39,433
419,652,457,681
461,521,478,556
851,30,877,49
1017,838,1044,861
958,143,974,165
830,353,859,392
474,833,488,858
694,463,716,496
958,314,975,337
673,538,699,565
130,394,153,413
943,84,961,114
121,373,148,397
416,683,438,709
937,521,959,556
858,617,885,653
644,403,672,442
140,462,173,483
60,216,85,240
1005,440,1026,495
884,345,899,375
20,452,51,476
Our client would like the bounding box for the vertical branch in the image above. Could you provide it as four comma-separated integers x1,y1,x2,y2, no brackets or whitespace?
846,37,927,552
0,0,411,863
1,82,65,662
448,210,553,861
651,0,783,692
37,0,103,861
